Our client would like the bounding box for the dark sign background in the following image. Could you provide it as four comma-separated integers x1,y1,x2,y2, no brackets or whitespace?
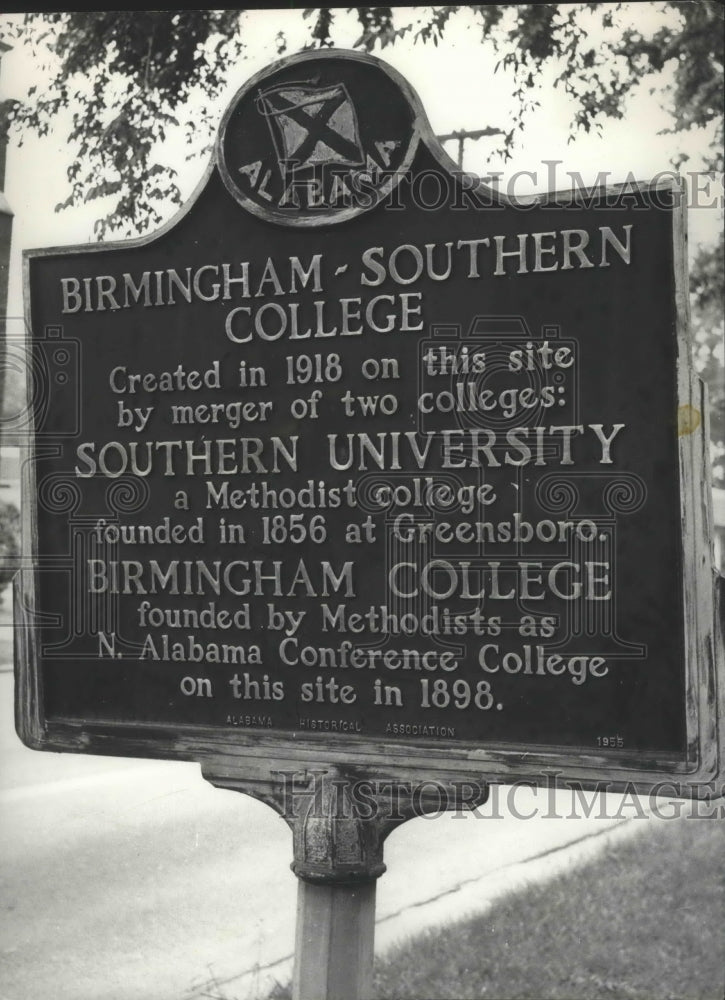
22,53,689,766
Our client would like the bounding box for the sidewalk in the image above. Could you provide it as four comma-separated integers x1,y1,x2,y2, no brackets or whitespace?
185,809,651,1000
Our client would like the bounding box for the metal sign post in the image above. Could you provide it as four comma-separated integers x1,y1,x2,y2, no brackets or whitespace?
202,764,488,1000
288,770,385,1000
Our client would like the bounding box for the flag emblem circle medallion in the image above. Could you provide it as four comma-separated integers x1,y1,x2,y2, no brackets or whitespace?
217,50,420,227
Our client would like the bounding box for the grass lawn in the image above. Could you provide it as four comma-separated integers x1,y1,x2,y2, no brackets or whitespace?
372,816,724,1000
270,814,724,1000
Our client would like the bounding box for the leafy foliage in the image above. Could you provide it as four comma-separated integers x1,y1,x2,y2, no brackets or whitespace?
691,233,725,485
1,6,722,481
5,11,244,237
3,5,722,236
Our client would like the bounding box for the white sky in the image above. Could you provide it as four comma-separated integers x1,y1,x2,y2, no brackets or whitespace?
1,5,722,319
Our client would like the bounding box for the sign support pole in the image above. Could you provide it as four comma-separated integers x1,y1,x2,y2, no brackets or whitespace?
292,880,376,1000
286,768,488,1000
288,767,389,1000
203,765,489,1000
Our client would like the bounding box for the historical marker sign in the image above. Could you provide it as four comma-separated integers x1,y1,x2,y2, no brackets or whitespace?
17,50,723,796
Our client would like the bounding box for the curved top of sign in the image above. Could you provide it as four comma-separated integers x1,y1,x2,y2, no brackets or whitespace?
215,48,501,227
